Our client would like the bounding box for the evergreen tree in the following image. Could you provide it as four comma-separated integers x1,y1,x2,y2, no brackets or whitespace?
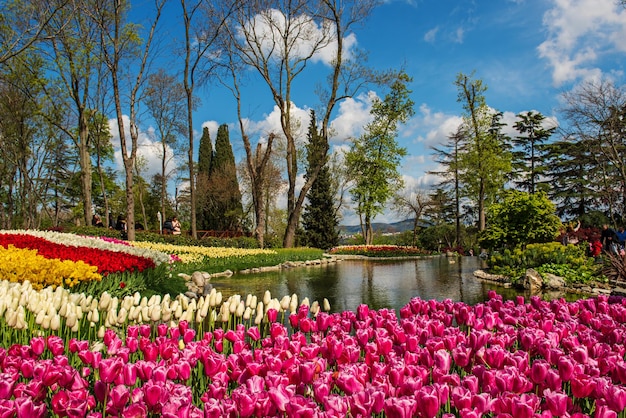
512,111,555,193
207,124,243,231
302,111,339,249
196,127,213,230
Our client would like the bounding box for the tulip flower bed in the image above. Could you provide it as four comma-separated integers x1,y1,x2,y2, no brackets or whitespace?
329,245,431,257
0,287,625,417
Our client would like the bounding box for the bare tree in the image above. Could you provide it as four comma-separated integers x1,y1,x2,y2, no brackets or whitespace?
393,187,431,246
144,68,187,228
225,0,383,247
561,79,626,224
41,0,105,226
0,0,73,65
93,0,166,241
179,0,233,239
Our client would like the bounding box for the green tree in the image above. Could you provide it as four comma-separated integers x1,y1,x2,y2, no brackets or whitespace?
479,190,561,250
512,111,555,193
206,124,243,231
543,136,599,219
455,72,512,231
429,126,463,245
196,126,213,230
302,111,339,250
346,71,414,245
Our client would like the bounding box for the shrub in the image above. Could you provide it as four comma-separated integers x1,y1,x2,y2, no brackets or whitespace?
488,242,601,284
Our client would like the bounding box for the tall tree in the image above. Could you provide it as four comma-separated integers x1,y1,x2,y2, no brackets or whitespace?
345,71,414,245
302,111,339,249
43,0,105,226
561,79,626,224
429,126,463,245
226,0,383,247
208,124,243,231
144,68,187,227
93,0,166,241
0,0,72,65
180,0,232,239
455,72,511,231
512,111,555,193
196,126,213,230
543,136,599,219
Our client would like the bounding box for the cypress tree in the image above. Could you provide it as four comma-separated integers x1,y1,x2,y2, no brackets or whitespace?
196,127,213,230
208,124,243,231
302,111,339,249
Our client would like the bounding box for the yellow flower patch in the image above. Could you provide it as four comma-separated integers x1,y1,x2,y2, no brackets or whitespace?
130,241,276,263
0,245,102,290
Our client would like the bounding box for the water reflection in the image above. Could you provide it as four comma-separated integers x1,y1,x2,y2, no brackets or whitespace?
207,256,528,313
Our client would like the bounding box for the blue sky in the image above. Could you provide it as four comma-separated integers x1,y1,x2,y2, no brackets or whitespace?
115,0,626,225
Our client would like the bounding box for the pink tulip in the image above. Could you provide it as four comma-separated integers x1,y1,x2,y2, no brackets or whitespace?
29,337,45,357
416,387,440,418
266,308,278,323
46,336,65,357
268,384,294,412
383,397,417,418
14,396,46,418
122,403,147,418
594,404,618,418
98,357,124,384
544,389,569,416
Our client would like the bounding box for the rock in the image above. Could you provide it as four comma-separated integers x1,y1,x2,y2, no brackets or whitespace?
191,271,205,288
592,287,611,295
184,291,198,300
612,287,626,296
178,273,191,280
524,269,543,294
544,273,566,290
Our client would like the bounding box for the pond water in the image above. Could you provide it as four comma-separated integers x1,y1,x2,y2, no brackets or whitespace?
206,256,532,313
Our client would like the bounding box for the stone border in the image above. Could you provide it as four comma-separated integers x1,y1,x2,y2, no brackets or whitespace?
473,269,612,298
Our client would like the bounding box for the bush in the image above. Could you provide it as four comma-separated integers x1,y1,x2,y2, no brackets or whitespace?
488,242,601,284
479,191,561,250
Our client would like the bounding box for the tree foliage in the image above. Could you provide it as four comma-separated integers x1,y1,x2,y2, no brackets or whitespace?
346,71,414,245
455,72,512,231
302,111,339,250
479,190,561,250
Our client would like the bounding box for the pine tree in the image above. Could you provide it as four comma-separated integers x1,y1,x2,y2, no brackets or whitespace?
302,111,339,249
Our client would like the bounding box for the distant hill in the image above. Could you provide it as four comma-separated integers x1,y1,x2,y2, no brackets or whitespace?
339,218,416,236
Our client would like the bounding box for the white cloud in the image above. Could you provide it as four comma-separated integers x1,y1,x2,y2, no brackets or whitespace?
240,8,358,67
405,104,463,148
108,115,184,181
538,0,626,86
424,26,439,43
328,91,376,143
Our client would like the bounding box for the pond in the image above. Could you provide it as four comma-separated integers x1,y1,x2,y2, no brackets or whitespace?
206,256,533,313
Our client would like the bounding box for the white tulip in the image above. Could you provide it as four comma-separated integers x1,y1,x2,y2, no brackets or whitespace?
263,290,271,306
280,296,290,311
66,312,77,328
215,292,222,306
99,292,111,311
133,292,141,306
140,296,148,308
42,315,51,330
243,307,252,321
301,297,310,307
236,301,245,318
98,326,105,339
311,301,320,316
35,309,45,325
250,295,257,309
175,303,183,319
150,305,161,322
117,308,128,324
245,294,252,307
323,298,331,312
